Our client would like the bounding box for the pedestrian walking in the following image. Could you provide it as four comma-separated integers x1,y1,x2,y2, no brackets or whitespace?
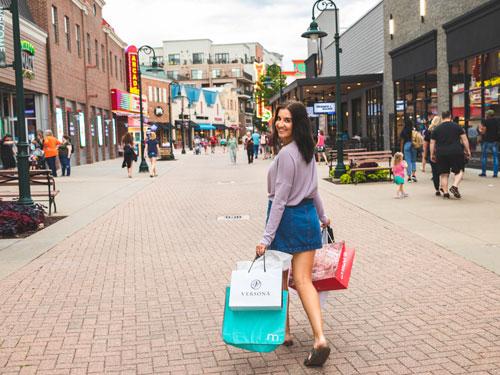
43,130,60,177
391,152,408,199
194,135,201,155
201,138,208,155
145,131,159,177
478,109,498,177
400,119,418,182
246,137,254,164
220,136,227,154
0,134,16,169
467,125,479,152
251,131,260,159
255,101,331,367
228,133,238,164
209,134,217,154
423,116,442,196
316,130,328,165
58,135,72,177
260,133,267,157
122,132,137,178
430,111,471,199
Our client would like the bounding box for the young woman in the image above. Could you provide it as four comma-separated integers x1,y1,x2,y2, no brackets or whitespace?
58,135,73,176
400,119,417,182
255,101,331,367
43,130,60,177
145,132,159,178
316,130,328,165
122,132,137,178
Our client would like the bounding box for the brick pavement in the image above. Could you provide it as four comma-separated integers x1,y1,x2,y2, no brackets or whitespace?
0,151,499,374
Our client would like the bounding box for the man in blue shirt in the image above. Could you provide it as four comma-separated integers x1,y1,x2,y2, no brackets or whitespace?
251,131,261,159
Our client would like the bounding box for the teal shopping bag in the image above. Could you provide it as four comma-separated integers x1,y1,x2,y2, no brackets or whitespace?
222,287,288,352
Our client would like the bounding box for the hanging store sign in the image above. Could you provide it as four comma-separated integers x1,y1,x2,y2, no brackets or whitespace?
78,112,86,147
125,45,140,95
55,108,64,141
313,102,336,114
0,10,5,67
97,115,103,146
21,40,35,80
254,62,265,118
111,89,147,115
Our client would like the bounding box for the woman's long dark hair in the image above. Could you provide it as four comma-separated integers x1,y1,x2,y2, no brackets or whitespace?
270,101,315,163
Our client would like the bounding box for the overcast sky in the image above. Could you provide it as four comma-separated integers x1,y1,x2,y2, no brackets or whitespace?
103,0,381,71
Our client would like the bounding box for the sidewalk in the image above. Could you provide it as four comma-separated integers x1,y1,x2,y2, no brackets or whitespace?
318,164,500,275
0,158,178,280
0,151,499,374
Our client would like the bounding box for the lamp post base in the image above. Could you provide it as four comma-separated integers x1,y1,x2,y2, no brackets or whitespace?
181,148,186,154
139,159,149,173
333,137,346,179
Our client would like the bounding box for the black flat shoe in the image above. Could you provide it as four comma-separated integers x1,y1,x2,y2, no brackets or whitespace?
443,193,450,199
304,346,331,367
435,191,441,196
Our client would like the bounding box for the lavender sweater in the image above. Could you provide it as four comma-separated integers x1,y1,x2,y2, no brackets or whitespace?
261,141,328,247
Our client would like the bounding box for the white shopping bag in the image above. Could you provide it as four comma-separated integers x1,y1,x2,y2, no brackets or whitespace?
236,250,292,272
229,255,283,311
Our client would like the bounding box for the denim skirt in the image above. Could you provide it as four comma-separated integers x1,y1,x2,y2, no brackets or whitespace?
266,199,322,254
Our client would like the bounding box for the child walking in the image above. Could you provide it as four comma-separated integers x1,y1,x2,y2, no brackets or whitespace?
392,152,408,198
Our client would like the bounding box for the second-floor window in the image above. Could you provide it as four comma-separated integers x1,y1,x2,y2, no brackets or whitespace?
101,44,105,71
231,68,241,78
64,16,70,51
114,55,118,79
94,39,98,67
212,69,221,78
86,33,91,63
191,69,203,79
119,58,123,81
75,24,81,57
168,54,180,65
167,70,178,79
193,52,204,64
51,6,59,44
109,51,113,75
215,53,229,64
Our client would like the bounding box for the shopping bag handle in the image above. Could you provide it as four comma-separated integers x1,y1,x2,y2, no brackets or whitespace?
322,227,334,243
248,253,266,273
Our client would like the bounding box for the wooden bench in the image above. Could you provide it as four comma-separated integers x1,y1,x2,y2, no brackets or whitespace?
347,150,393,183
328,148,367,172
0,170,59,215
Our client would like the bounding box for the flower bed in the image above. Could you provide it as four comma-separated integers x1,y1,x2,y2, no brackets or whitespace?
0,202,46,237
330,165,390,184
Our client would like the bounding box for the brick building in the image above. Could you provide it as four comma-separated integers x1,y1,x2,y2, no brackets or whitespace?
0,1,50,147
27,0,128,165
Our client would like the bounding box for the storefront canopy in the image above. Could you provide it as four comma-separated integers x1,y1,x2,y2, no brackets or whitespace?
195,123,216,130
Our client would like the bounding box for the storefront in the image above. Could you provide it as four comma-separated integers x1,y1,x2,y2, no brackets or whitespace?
444,1,500,130
389,30,438,148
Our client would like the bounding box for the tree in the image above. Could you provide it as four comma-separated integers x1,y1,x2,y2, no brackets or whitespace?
254,64,286,106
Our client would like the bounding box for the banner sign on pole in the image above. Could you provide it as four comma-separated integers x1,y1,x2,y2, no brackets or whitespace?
0,10,5,67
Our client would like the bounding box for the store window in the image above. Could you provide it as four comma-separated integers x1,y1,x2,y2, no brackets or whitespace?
167,70,178,80
366,86,383,150
449,48,500,129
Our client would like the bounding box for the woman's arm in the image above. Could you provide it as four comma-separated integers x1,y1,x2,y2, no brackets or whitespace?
260,153,295,247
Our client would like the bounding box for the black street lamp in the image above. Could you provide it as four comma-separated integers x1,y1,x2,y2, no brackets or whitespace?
0,0,33,205
137,45,163,173
174,89,187,154
263,64,284,103
302,0,346,178
166,81,176,159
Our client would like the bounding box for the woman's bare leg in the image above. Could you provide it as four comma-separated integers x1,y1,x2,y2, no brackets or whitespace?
292,250,327,348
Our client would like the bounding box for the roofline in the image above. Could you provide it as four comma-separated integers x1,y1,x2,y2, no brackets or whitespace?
325,0,383,50
162,38,213,43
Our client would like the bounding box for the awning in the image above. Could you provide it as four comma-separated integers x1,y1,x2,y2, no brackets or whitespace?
195,123,216,130
213,123,226,129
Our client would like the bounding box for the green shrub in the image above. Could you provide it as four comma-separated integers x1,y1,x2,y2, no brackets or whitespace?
367,173,379,181
339,173,352,184
354,171,367,183
375,169,390,180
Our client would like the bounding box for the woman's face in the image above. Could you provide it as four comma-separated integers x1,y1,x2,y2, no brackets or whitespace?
275,108,293,143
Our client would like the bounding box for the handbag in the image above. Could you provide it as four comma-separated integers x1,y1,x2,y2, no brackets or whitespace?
229,254,283,311
222,286,288,352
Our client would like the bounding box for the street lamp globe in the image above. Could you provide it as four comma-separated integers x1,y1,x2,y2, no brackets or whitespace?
263,75,273,89
146,56,163,73
301,20,328,40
